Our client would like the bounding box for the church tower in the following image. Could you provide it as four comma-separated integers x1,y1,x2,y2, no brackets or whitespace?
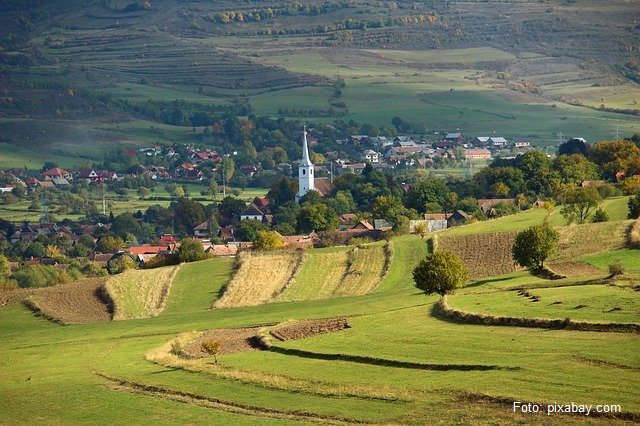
296,127,314,202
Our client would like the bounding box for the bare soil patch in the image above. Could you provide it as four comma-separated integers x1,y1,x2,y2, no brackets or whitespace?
548,262,603,277
270,317,350,341
23,278,111,324
182,327,265,358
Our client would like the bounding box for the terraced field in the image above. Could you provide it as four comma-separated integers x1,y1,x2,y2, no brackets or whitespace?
213,251,304,308
103,265,179,320
1,227,639,424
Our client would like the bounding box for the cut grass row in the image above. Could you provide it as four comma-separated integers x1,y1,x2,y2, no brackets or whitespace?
104,265,179,320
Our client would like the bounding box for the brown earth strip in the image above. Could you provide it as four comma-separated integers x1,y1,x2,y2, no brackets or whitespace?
22,277,111,324
547,262,603,277
182,327,265,358
270,317,350,341
435,296,640,334
99,374,372,425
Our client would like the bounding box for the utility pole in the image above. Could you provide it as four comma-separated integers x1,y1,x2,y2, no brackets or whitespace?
102,183,106,215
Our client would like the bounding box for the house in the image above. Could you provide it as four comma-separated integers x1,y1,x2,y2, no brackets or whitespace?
580,180,605,188
464,148,492,161
373,219,392,231
193,221,211,238
444,133,464,144
489,137,508,147
513,141,531,149
432,140,457,150
350,220,374,231
362,150,380,163
239,164,262,178
218,226,235,243
281,233,315,249
471,137,491,147
394,136,415,146
206,244,239,256
477,198,516,213
159,234,179,244
0,184,16,194
447,210,470,225
76,168,99,182
339,162,367,174
240,197,272,222
349,135,370,145
42,167,72,181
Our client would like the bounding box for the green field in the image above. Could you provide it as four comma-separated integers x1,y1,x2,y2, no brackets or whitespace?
2,211,639,423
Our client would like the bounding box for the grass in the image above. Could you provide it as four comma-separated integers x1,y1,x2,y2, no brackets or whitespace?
582,249,640,274
104,265,180,320
1,235,639,423
334,243,387,296
277,246,350,302
448,272,640,324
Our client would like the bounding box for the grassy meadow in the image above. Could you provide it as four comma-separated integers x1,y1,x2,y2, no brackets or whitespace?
2,208,639,423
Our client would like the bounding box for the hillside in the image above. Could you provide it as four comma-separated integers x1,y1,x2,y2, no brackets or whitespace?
1,0,639,165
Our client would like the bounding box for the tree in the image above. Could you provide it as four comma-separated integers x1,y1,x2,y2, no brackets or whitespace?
404,178,449,213
591,140,640,180
560,187,602,224
0,254,9,275
512,223,559,271
552,154,599,186
137,187,149,198
201,340,222,364
107,255,136,275
96,236,125,253
267,178,298,206
558,138,591,156
296,203,338,233
412,251,468,296
25,242,46,258
178,238,207,263
629,195,640,219
236,219,268,242
254,230,283,250
591,208,609,223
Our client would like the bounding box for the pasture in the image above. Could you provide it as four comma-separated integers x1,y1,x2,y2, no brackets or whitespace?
2,210,639,423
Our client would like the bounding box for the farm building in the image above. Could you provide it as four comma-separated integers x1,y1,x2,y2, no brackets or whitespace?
464,148,492,160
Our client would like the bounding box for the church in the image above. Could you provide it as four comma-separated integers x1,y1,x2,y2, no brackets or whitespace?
296,128,334,202
296,128,314,201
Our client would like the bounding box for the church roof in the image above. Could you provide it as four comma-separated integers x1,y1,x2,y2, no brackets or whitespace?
300,129,313,167
314,178,335,196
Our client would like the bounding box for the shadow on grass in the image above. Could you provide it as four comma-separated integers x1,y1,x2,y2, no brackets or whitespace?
267,346,517,371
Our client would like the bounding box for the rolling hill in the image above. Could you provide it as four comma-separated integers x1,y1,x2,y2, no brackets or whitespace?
1,0,639,166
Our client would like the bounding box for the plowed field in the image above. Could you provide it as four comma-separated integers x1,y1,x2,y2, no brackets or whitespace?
24,278,111,324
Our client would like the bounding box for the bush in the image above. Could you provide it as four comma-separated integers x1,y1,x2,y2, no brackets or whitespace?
201,339,222,363
608,262,625,277
177,238,207,263
590,208,609,223
253,230,283,251
107,255,136,275
413,251,468,296
512,222,559,271
170,341,185,357
629,195,640,219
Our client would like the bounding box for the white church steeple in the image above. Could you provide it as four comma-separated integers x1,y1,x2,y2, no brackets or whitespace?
296,127,314,202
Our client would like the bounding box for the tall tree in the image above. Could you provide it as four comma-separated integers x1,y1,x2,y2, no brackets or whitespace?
512,223,559,271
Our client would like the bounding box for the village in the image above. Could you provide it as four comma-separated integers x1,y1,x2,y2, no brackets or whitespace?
0,129,544,280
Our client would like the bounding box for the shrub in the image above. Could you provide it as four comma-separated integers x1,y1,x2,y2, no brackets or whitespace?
512,222,559,271
590,208,609,223
177,238,207,263
413,251,468,296
170,341,185,357
608,262,625,277
628,219,640,248
349,237,372,246
629,195,640,219
201,339,222,363
107,255,136,275
253,230,283,251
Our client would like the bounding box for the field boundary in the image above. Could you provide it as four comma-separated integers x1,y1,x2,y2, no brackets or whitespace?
435,296,640,333
97,373,369,425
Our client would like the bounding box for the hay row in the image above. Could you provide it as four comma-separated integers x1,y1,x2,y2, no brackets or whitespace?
103,266,180,320
435,296,640,333
334,245,387,296
213,251,304,308
628,218,640,248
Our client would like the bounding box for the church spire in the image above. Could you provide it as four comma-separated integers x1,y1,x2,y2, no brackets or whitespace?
296,126,315,202
300,126,313,167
